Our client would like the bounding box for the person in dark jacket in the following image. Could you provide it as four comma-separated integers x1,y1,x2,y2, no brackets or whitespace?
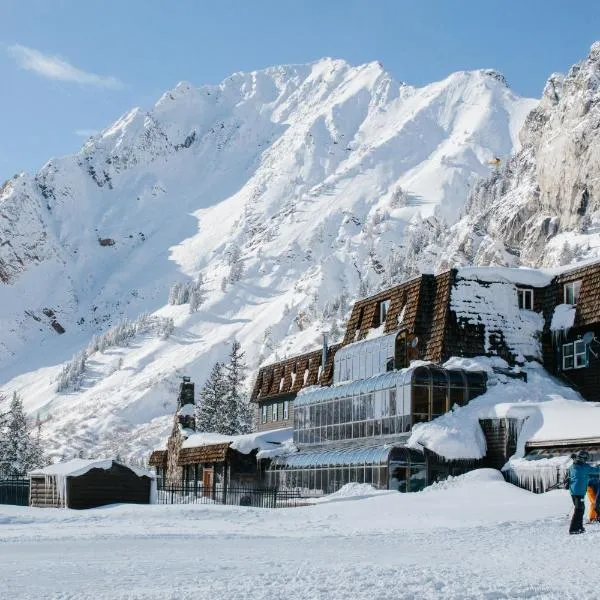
569,450,600,534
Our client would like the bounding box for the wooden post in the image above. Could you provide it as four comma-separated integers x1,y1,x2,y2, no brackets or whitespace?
222,463,228,505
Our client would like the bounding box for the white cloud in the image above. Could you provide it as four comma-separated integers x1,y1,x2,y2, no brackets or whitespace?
75,129,99,137
7,44,123,89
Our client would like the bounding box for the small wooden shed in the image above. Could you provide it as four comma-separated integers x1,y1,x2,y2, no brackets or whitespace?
29,459,154,509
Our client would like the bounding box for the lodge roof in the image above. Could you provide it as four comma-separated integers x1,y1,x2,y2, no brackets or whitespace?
148,450,167,468
250,343,340,403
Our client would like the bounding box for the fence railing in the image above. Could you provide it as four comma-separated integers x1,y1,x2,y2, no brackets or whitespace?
155,482,318,508
0,478,30,506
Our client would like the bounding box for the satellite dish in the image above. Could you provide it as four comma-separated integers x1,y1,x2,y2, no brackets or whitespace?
411,336,419,348
582,332,595,345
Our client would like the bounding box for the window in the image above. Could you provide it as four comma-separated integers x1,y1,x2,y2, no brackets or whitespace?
283,400,289,420
272,403,278,422
379,299,391,324
261,405,267,424
564,281,582,305
517,288,534,310
562,340,588,370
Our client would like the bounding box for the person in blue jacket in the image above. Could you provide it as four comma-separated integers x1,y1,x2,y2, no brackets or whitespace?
569,450,600,534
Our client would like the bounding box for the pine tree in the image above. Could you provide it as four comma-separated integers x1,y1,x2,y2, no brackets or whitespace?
28,414,45,470
0,394,9,477
5,392,32,476
188,275,206,313
222,340,252,435
195,362,227,433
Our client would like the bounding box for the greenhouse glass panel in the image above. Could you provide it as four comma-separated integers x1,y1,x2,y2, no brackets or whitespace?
413,366,431,386
431,368,448,387
432,386,447,417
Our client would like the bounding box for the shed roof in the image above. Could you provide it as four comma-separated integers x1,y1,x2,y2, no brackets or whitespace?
29,458,153,479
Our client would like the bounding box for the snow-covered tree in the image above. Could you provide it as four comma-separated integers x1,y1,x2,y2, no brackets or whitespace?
227,245,244,283
222,340,252,435
188,275,206,313
56,349,88,392
1,392,44,476
195,362,227,432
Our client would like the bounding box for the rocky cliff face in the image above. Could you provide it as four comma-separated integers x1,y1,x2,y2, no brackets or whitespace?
441,42,600,268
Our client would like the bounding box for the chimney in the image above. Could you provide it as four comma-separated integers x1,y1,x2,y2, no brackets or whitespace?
322,331,329,377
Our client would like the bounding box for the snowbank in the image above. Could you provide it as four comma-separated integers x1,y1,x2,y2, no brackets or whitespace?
182,427,293,455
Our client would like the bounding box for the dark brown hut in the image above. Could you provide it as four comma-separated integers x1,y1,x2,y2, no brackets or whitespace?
29,459,154,509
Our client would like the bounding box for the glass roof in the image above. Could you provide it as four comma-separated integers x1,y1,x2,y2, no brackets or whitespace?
270,442,398,469
295,364,486,408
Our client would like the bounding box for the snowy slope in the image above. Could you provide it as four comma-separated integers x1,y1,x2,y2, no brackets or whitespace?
0,58,535,461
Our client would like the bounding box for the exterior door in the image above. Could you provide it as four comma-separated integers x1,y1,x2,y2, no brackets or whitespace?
202,468,213,496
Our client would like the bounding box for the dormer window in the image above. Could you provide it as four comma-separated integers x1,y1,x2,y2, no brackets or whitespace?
379,299,391,324
564,281,582,305
517,288,534,311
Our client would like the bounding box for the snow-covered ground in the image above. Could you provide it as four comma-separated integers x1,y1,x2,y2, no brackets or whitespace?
0,470,597,600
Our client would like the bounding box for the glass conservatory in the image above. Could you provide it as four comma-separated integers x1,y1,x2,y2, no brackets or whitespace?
293,365,487,446
265,442,428,493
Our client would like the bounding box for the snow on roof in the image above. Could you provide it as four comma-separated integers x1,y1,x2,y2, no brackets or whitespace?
456,266,557,288
177,404,195,417
480,398,600,446
182,427,293,455
450,275,544,361
29,458,154,477
29,458,153,479
550,304,576,332
407,358,585,461
456,258,600,287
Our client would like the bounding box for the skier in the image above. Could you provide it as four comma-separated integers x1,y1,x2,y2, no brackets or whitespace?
569,450,600,534
587,476,600,522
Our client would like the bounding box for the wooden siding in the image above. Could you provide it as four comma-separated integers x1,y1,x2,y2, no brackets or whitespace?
255,397,294,432
178,443,231,465
419,272,453,362
29,476,62,508
341,277,422,345
538,262,600,401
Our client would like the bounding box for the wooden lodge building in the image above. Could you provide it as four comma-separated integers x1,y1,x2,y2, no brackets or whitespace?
152,260,600,495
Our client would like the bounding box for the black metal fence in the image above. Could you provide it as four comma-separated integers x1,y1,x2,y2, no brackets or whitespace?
0,478,30,506
155,483,315,508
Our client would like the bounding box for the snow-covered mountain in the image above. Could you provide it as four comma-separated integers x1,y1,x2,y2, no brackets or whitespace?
432,42,600,269
0,57,538,461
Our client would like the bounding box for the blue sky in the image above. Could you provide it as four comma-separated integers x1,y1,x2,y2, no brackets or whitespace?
0,0,598,181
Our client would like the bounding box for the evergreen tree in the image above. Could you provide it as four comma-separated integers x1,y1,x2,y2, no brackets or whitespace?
0,395,9,477
5,392,33,476
188,275,206,313
28,414,45,471
222,340,252,435
195,362,227,432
